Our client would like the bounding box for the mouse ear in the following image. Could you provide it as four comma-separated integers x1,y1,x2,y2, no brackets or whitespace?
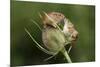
41,11,57,28
43,11,56,23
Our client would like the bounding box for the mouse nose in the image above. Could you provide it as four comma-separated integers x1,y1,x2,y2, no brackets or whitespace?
71,30,78,41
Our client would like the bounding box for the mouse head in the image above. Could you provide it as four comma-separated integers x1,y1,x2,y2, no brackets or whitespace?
39,12,65,28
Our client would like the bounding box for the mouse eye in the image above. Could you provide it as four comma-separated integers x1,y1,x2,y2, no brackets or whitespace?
53,13,57,16
58,14,61,16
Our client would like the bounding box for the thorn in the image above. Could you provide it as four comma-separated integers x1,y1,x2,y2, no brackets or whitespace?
38,12,43,19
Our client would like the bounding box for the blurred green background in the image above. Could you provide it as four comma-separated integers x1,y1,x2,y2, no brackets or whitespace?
11,1,95,66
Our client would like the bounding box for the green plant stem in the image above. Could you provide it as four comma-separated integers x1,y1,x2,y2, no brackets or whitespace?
61,48,72,63
68,46,72,53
